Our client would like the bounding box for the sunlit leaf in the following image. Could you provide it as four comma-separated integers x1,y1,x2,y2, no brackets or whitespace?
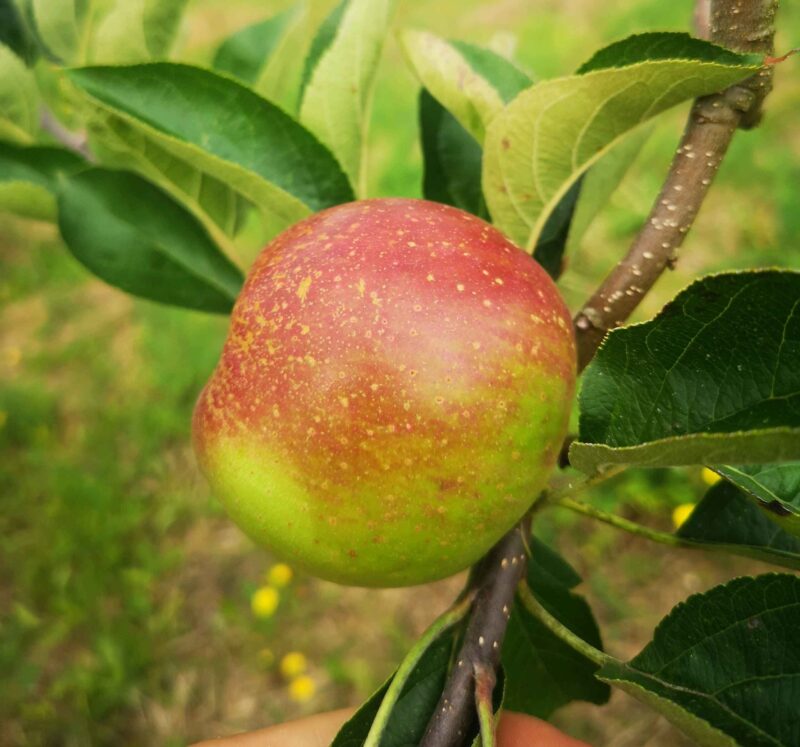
299,0,395,193
483,33,761,250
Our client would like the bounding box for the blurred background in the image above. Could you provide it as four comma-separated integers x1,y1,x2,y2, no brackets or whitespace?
2,0,798,744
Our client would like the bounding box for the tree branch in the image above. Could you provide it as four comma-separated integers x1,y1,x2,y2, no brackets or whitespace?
419,517,531,747
573,0,778,371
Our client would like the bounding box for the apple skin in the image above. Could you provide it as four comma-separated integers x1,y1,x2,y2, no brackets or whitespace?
193,199,575,587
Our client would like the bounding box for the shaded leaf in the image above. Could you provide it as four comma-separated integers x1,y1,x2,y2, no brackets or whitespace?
332,629,457,747
503,538,610,718
68,63,354,225
0,44,39,143
419,89,486,218
483,34,760,250
88,113,243,248
533,176,582,280
212,9,293,86
299,0,395,192
0,0,38,64
599,574,800,747
91,0,189,64
58,168,243,313
677,481,800,570
0,141,84,220
571,270,800,474
714,463,800,537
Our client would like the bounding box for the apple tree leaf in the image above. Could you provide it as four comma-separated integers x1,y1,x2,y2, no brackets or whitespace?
91,0,189,64
598,574,800,747
332,628,458,747
0,44,39,143
712,463,800,538
58,167,243,313
68,63,354,227
570,270,800,474
419,89,486,219
677,481,800,570
299,0,396,194
0,141,84,220
503,538,610,718
29,0,86,62
87,113,243,250
0,0,38,64
400,29,531,143
483,32,761,251
212,9,294,87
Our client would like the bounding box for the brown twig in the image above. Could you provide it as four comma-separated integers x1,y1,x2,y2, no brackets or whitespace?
573,0,778,371
419,518,531,747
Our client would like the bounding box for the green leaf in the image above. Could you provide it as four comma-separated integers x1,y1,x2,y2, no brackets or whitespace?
30,0,85,62
713,464,800,537
332,629,457,747
58,167,243,313
449,41,532,104
503,538,610,718
533,177,582,280
91,0,189,64
571,270,800,474
598,574,800,747
212,9,293,86
419,89,486,218
0,45,39,143
299,0,395,194
0,0,38,64
400,29,531,143
0,141,84,220
87,112,243,254
254,2,324,114
565,127,651,256
483,36,761,251
68,63,354,225
677,481,800,570
298,0,347,102
578,32,763,74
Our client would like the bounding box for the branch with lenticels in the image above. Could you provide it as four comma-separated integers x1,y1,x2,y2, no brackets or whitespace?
574,0,778,371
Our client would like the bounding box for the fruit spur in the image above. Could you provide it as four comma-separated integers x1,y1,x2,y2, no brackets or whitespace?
193,199,576,586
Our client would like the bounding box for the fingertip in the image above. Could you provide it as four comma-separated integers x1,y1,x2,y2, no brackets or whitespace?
497,711,591,747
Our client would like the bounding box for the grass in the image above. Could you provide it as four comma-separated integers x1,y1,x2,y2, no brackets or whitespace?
1,0,799,744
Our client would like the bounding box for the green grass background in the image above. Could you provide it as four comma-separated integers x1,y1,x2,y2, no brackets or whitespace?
1,0,799,744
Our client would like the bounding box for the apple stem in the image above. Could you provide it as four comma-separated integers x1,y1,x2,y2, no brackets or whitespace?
573,0,779,372
419,516,531,747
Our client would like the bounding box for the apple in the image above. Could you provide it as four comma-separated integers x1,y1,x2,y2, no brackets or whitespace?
193,199,576,587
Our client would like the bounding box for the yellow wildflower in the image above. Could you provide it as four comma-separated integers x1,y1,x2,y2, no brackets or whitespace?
280,651,308,679
267,563,293,588
251,586,280,618
701,468,721,486
288,675,316,702
672,503,696,529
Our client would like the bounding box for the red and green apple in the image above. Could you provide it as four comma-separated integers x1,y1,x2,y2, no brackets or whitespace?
193,199,575,586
